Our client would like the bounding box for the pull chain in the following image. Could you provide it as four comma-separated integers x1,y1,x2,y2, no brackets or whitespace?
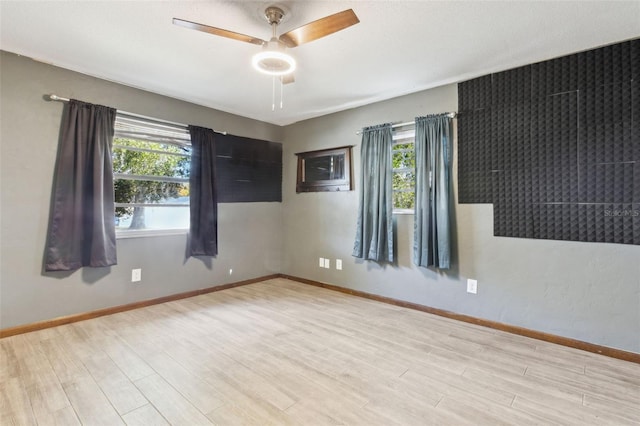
271,76,276,111
280,77,284,109
271,76,285,111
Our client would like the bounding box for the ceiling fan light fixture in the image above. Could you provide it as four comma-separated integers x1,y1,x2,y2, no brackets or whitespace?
252,49,296,76
175,7,359,80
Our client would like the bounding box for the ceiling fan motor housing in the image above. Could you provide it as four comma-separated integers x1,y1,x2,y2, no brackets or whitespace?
264,7,285,25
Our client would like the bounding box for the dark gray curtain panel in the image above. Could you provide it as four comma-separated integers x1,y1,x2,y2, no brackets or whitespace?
188,125,218,257
413,114,453,269
352,124,394,262
45,100,117,271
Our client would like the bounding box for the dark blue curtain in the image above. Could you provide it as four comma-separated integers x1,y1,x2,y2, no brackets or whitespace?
352,124,394,262
45,100,117,271
188,126,218,257
413,114,453,269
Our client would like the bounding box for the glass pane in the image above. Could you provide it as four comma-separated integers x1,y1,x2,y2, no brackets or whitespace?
115,206,189,231
115,178,189,230
392,143,415,170
113,138,191,155
393,170,415,190
304,154,345,181
393,191,415,210
113,149,190,179
113,139,191,182
114,179,189,205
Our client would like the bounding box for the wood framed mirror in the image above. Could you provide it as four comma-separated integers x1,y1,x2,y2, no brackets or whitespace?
296,146,353,193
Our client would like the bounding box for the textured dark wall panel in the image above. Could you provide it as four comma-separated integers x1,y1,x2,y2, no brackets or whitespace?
492,66,532,105
458,75,492,111
458,38,639,245
493,169,534,239
216,134,282,203
531,54,580,98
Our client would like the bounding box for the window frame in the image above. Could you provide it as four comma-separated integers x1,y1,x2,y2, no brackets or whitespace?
112,113,192,238
391,125,416,214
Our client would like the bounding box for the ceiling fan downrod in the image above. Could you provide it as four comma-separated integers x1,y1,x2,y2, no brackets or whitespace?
265,6,284,40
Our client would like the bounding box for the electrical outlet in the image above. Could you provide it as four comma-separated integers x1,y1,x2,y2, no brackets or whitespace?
324,258,331,269
319,257,325,267
132,268,142,282
467,278,477,294
229,268,233,275
336,259,342,270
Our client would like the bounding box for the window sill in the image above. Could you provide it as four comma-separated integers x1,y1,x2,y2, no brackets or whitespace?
116,229,188,239
393,209,415,215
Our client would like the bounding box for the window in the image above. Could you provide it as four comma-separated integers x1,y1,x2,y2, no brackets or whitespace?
112,114,191,236
392,125,416,213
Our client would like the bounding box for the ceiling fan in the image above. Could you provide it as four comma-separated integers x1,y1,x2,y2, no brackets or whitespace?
173,6,359,84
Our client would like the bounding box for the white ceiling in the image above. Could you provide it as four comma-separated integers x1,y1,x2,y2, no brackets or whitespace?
1,1,639,126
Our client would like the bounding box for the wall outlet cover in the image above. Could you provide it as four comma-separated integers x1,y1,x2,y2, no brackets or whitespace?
319,257,324,267
467,278,477,294
324,258,331,269
132,268,142,282
336,259,342,270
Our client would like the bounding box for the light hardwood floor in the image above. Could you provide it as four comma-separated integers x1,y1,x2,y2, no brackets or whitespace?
1,278,639,425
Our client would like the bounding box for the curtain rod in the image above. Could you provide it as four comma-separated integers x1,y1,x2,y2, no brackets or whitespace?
356,112,457,135
47,94,227,135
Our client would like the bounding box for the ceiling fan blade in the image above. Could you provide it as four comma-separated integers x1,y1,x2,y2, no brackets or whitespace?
279,9,359,48
173,18,266,46
281,74,295,85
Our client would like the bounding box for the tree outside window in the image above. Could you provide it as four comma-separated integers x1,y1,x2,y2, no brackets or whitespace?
113,138,190,230
392,142,415,211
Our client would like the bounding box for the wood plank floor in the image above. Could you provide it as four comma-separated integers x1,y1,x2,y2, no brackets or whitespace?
1,277,639,425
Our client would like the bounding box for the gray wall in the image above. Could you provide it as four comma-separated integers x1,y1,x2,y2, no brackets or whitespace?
282,85,640,353
0,52,284,328
2,51,638,354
